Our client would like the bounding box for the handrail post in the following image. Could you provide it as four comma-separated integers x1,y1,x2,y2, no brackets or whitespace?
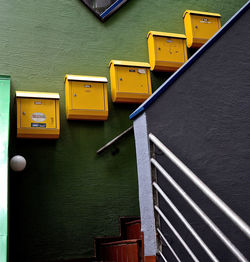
150,140,161,257
133,113,157,261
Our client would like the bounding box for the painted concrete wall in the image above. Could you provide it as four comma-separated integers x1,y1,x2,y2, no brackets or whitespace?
145,7,250,261
0,0,247,261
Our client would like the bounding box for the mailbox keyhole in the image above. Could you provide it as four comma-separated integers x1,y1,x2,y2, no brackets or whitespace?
74,94,77,97
22,112,26,115
120,78,123,81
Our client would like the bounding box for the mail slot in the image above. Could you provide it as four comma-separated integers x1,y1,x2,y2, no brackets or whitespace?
183,10,221,48
109,60,152,103
16,91,60,139
65,75,108,120
147,31,187,72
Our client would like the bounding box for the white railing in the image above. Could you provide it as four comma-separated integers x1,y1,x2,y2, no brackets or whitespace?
149,133,250,262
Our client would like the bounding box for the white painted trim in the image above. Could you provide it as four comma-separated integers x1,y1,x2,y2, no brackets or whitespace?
133,113,157,256
16,91,60,99
66,75,108,83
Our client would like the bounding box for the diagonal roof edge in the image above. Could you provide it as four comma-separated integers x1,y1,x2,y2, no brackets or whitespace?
130,1,250,120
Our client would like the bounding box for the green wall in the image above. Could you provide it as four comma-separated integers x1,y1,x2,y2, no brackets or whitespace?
0,0,246,261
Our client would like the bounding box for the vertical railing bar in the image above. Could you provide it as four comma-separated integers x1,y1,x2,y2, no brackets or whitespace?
151,158,249,262
159,250,169,262
157,228,182,262
153,182,219,262
150,140,162,254
155,205,200,262
149,133,250,239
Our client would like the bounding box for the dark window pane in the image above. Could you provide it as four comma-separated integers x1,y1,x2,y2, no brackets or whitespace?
84,0,117,15
81,0,128,21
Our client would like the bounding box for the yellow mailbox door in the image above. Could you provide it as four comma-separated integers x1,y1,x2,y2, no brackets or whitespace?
20,98,56,129
192,15,221,43
71,81,106,111
116,66,150,95
156,36,186,63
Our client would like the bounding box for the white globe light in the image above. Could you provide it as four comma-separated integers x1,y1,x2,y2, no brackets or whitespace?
10,155,26,172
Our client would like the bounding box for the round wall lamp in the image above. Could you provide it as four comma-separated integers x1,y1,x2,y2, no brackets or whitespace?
10,155,26,172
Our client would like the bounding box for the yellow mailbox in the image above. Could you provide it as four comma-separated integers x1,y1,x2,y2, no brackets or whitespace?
16,91,60,139
183,10,221,48
65,75,108,120
109,60,152,103
147,31,187,72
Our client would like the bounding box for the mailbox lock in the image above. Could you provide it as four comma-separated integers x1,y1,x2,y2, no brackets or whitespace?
73,94,77,97
120,78,123,81
22,112,26,115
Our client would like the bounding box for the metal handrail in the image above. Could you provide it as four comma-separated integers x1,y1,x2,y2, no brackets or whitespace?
158,250,168,262
157,228,181,262
152,159,248,262
149,132,250,262
149,133,250,239
97,126,133,154
155,205,200,262
153,182,219,262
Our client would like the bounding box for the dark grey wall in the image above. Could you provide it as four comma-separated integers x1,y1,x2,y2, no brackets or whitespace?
146,8,250,262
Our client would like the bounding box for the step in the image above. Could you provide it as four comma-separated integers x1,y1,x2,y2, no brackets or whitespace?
124,220,141,240
100,239,142,262
94,217,141,260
